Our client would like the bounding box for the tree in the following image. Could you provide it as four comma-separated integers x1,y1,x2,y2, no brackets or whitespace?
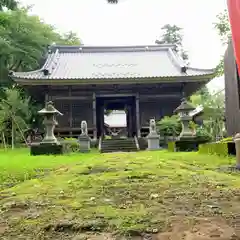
157,115,181,137
190,88,225,140
214,9,231,76
214,9,231,44
0,0,18,11
156,24,188,61
0,8,81,87
0,87,31,148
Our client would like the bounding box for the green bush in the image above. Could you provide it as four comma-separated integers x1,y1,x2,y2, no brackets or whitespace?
62,138,79,153
195,127,212,143
199,142,229,156
157,115,181,136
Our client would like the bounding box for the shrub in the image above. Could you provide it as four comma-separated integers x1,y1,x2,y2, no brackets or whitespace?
198,142,235,156
62,138,79,153
157,115,181,136
195,127,212,143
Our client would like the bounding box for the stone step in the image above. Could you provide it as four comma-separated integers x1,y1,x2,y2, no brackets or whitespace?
100,138,138,153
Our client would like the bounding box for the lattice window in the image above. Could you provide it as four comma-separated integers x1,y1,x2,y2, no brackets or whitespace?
72,101,84,128
54,101,70,127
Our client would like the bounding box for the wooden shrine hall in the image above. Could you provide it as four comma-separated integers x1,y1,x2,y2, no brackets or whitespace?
11,44,216,139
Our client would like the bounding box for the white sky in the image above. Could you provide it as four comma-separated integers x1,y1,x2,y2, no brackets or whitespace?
21,0,227,90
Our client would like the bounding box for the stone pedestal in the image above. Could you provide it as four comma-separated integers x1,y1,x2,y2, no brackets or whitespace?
146,119,160,150
78,135,90,153
147,132,160,150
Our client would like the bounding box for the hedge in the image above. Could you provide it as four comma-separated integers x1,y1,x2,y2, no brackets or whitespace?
198,142,236,156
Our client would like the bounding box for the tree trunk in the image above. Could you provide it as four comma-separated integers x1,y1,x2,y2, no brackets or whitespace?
2,132,7,149
11,118,14,149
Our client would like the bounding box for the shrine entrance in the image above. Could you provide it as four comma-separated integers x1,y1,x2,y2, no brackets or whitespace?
96,95,138,138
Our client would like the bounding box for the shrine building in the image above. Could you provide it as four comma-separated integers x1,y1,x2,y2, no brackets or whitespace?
10,44,216,139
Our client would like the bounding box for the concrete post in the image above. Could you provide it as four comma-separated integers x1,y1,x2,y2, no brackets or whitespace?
234,133,240,169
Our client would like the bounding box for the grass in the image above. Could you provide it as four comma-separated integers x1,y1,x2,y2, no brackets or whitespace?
0,149,240,239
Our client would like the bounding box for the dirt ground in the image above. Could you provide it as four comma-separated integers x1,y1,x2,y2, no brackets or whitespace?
1,216,239,240
66,218,240,240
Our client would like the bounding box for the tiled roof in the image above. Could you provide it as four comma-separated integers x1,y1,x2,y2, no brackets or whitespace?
11,44,215,81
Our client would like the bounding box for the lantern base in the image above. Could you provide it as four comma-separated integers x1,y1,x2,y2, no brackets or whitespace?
30,143,63,156
175,137,198,152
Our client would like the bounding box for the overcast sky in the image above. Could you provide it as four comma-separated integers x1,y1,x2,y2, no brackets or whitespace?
21,0,227,91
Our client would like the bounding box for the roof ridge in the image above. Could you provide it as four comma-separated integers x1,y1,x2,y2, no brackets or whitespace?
49,44,176,53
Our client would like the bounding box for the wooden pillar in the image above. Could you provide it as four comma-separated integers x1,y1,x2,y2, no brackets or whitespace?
69,87,72,136
45,93,48,103
136,94,141,138
99,104,105,137
92,93,97,139
126,105,131,137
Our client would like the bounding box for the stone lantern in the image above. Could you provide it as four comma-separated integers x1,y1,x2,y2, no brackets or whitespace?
38,101,63,144
174,98,196,140
30,101,63,155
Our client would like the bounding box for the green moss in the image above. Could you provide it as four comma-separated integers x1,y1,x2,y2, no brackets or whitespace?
167,141,175,152
0,149,239,239
220,137,233,143
199,142,229,156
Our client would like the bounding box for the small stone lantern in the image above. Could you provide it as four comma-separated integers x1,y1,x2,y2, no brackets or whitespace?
38,101,63,145
30,101,63,155
174,98,196,140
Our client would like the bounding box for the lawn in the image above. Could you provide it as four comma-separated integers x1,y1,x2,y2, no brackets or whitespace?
0,149,240,240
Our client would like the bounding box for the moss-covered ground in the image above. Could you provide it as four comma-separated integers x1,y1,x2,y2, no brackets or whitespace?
0,149,240,239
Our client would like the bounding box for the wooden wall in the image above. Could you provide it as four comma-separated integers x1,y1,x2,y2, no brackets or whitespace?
224,40,240,136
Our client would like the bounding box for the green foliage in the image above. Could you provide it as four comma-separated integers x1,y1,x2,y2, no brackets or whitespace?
214,9,231,76
190,87,225,140
0,8,80,86
0,87,32,147
199,142,229,156
0,7,81,139
157,115,181,136
157,24,188,60
214,9,231,44
0,0,18,11
195,127,212,142
62,137,79,153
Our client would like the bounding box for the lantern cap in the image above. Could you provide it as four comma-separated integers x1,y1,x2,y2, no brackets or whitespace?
38,101,63,115
174,98,195,113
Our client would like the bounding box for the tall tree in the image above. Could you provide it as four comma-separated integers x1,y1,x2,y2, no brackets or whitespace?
190,88,225,139
0,8,81,87
0,0,18,11
214,9,231,76
156,24,188,61
0,87,31,148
